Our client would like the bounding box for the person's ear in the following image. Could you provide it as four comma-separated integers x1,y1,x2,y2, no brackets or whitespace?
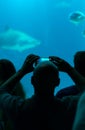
31,76,35,85
31,76,39,86
54,77,60,86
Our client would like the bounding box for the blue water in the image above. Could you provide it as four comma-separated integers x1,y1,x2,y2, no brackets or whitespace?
0,0,85,98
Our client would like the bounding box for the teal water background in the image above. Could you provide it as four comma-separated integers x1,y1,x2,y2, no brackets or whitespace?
0,0,85,98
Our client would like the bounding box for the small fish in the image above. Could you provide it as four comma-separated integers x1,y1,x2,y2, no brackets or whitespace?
69,11,85,25
0,28,41,52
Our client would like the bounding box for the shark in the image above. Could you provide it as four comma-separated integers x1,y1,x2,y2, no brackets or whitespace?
0,28,41,52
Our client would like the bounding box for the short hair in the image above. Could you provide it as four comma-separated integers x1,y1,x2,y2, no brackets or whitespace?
32,61,60,90
74,51,85,76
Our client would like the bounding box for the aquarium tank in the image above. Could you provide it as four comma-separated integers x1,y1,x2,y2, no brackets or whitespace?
0,0,85,98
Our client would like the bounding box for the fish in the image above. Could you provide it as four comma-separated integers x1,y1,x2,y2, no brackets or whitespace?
0,28,41,52
69,11,85,25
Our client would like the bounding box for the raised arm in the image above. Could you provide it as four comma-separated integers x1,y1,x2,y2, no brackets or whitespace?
0,54,40,93
49,56,85,92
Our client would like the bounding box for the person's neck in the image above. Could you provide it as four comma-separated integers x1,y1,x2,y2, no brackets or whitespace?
35,90,54,101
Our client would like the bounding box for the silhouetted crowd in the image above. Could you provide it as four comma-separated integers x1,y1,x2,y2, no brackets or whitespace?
0,51,85,130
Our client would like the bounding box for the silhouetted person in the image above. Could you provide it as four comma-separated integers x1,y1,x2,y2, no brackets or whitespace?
0,59,25,97
0,59,25,130
56,51,85,98
0,54,70,130
72,91,85,130
49,55,85,130
0,54,85,130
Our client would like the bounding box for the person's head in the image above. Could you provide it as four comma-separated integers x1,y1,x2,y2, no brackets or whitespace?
31,61,60,95
0,59,25,98
74,51,85,77
0,59,16,84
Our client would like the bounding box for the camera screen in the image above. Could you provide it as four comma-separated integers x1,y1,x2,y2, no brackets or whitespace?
33,58,49,68
39,58,49,62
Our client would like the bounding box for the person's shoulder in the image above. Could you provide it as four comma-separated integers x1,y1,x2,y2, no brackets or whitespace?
54,96,67,109
56,85,79,98
78,92,85,107
21,95,37,108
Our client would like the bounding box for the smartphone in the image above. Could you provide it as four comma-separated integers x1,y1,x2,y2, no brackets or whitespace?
33,57,49,68
38,58,49,62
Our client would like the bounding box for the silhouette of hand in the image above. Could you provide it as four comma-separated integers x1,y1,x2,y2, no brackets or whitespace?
21,54,40,74
49,56,72,72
